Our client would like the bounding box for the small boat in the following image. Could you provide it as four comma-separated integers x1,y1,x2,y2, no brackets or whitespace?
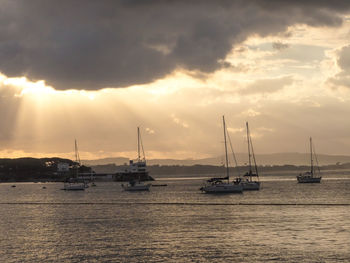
297,137,322,183
63,181,86,191
241,122,261,191
63,140,87,191
122,180,151,191
11,185,16,188
115,127,153,183
151,184,168,187
200,176,242,193
200,116,243,193
121,127,151,191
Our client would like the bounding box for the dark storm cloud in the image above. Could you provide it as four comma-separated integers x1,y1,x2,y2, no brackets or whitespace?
0,0,350,90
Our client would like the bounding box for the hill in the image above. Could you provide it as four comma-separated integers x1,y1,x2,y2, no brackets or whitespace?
82,152,350,166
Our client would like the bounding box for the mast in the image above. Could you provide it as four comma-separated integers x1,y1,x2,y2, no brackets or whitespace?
250,134,259,177
74,139,80,165
227,130,240,178
137,127,141,161
140,130,146,163
246,122,252,174
310,137,313,175
74,139,80,178
223,116,229,181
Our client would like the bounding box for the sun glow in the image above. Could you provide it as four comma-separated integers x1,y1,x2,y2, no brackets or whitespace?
2,18,350,159
2,76,56,97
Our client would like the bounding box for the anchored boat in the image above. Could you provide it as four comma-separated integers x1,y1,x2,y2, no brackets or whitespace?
297,137,322,183
63,140,87,191
121,127,151,191
200,116,243,193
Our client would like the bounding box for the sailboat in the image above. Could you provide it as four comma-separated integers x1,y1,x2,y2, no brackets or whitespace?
297,137,322,183
121,127,151,191
63,140,87,191
200,116,243,193
241,122,261,191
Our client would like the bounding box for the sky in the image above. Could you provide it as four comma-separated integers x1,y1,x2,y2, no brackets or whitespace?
1,0,350,161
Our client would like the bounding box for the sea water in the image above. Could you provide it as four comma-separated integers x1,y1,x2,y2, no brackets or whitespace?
0,174,349,262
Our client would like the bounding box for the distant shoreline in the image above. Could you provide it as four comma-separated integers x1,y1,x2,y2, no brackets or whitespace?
2,168,350,183
1,157,350,183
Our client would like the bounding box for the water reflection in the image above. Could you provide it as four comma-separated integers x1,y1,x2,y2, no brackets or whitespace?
0,176,349,262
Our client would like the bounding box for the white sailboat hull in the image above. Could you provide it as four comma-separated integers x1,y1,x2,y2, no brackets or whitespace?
241,181,260,190
122,182,151,191
201,182,243,193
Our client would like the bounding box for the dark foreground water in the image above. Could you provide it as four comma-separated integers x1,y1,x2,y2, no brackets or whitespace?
0,175,349,262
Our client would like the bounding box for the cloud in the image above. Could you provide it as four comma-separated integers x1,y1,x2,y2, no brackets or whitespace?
241,109,261,117
171,114,189,128
2,71,350,158
145,127,155,134
272,42,290,51
328,44,350,89
227,127,244,134
0,0,349,90
239,76,294,95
